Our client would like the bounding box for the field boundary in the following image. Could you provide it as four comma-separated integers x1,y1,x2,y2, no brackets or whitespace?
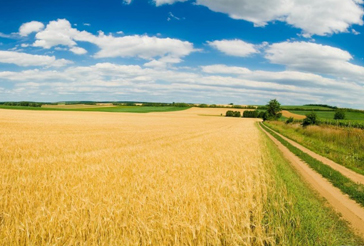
258,122,364,239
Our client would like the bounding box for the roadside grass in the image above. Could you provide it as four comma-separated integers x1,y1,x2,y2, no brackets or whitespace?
261,122,364,208
260,126,363,245
290,110,364,120
265,121,364,175
0,105,190,113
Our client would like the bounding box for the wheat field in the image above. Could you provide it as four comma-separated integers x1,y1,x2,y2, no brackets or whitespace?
0,108,290,245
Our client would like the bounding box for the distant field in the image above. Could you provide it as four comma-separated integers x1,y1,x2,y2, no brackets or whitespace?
0,105,189,113
42,104,116,109
290,110,364,121
281,105,335,110
281,110,306,120
0,108,361,245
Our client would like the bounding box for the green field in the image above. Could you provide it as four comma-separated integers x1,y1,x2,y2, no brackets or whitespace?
0,105,190,113
282,105,335,111
290,110,364,120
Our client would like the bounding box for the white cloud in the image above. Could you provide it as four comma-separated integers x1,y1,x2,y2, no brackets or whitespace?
70,47,87,55
144,56,182,69
208,39,259,57
265,41,364,80
89,35,194,60
196,0,364,36
32,19,195,66
0,32,13,38
123,0,186,6
154,0,187,6
0,50,72,67
352,28,361,35
200,64,362,91
201,64,251,74
2,62,364,108
33,19,78,48
19,21,45,37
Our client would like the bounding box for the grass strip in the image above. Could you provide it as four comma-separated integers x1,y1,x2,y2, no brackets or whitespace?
261,122,364,207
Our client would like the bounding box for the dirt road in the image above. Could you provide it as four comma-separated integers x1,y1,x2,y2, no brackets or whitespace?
259,123,364,239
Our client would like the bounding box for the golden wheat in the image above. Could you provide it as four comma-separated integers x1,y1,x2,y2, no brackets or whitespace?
0,108,280,245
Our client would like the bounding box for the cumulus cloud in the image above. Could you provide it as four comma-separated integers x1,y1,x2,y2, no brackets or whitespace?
19,21,45,36
265,41,364,80
0,50,72,67
31,19,195,66
208,39,259,57
33,19,78,48
70,47,87,55
196,0,364,36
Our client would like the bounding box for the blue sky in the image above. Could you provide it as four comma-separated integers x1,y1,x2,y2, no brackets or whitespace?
1,0,364,108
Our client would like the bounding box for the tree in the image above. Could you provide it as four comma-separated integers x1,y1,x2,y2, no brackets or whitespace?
266,99,282,120
334,110,345,120
302,112,317,127
226,110,241,117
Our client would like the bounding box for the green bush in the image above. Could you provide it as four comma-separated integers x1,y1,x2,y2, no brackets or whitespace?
302,112,317,127
226,110,241,117
334,110,345,120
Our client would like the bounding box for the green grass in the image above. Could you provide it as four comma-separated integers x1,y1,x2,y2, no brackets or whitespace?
261,122,364,208
0,105,190,113
259,124,363,245
291,110,364,121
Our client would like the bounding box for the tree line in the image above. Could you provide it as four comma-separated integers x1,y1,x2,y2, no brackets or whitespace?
2,101,43,107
